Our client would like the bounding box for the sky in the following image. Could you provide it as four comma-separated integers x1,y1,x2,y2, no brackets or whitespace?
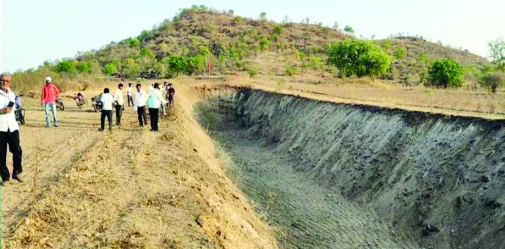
1,0,504,73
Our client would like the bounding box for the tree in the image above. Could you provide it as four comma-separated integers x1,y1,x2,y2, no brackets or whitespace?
428,58,464,88
356,49,392,79
129,38,140,47
327,39,391,79
103,63,117,76
167,55,186,76
259,12,266,19
488,38,505,70
54,61,75,74
344,25,354,34
76,61,91,74
333,22,339,30
480,71,505,93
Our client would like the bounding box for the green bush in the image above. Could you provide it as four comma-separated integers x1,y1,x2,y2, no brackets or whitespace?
327,39,391,79
103,63,117,76
273,26,284,34
260,38,271,50
285,65,297,76
428,58,464,88
54,61,75,74
479,71,505,93
247,69,258,78
76,61,91,74
394,47,406,59
382,39,392,50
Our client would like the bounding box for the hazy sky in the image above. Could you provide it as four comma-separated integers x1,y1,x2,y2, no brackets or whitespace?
1,0,504,72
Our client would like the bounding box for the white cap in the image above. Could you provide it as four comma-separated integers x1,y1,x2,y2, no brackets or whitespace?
45,77,51,82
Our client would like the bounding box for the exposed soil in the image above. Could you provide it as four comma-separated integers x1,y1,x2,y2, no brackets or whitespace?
194,86,505,249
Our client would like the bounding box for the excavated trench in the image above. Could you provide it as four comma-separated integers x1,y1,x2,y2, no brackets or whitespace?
193,86,505,249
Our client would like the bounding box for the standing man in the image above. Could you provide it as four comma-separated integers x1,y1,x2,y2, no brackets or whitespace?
147,83,167,132
99,88,114,132
0,73,23,184
41,77,60,127
168,83,176,109
113,83,124,126
134,84,148,127
126,83,133,107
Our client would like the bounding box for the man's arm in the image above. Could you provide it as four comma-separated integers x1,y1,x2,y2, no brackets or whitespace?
54,85,60,96
41,86,46,106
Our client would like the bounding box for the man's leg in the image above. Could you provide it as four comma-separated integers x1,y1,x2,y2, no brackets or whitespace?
137,106,144,126
0,132,11,182
144,107,148,125
115,105,120,125
107,110,112,130
51,103,58,126
8,130,23,178
153,108,159,131
148,108,154,130
100,110,106,130
44,103,50,127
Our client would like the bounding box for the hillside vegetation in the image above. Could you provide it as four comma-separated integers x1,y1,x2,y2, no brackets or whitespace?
26,6,487,81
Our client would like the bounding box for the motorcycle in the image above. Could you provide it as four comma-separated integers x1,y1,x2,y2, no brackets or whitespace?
14,94,25,125
74,93,87,109
55,96,65,110
91,94,103,112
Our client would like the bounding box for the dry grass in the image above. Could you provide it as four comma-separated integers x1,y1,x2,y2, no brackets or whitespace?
1,84,277,248
187,74,505,120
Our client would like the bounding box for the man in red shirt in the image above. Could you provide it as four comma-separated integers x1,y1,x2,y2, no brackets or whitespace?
41,77,60,127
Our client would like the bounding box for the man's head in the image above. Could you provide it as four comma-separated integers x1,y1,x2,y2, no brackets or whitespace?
163,82,167,86
1,73,12,91
136,84,141,91
118,83,124,90
168,83,172,88
104,88,110,94
129,83,132,87
45,77,51,85
154,83,159,89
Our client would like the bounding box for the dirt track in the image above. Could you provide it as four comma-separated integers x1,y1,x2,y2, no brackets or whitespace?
1,87,277,248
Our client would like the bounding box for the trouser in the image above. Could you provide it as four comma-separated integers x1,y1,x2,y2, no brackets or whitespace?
44,103,57,126
149,108,159,131
0,130,23,182
115,105,122,125
101,110,112,130
137,106,146,126
127,95,133,107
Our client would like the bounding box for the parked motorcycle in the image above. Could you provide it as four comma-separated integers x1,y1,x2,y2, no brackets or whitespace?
91,94,103,112
14,94,25,125
55,96,65,110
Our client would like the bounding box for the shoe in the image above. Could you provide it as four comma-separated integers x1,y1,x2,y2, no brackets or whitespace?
98,128,103,132
45,125,50,128
12,173,23,182
109,128,112,132
54,124,58,127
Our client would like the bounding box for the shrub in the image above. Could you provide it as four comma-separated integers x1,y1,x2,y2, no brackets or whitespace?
247,69,258,78
103,63,117,76
76,61,91,74
285,65,297,76
259,12,266,19
260,38,271,50
428,58,464,88
395,47,406,59
382,39,392,50
273,26,284,34
129,38,140,47
54,61,75,74
480,71,505,93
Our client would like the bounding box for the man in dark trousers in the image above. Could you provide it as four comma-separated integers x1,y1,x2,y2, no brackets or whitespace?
0,73,23,185
113,83,124,126
134,84,148,127
167,83,176,109
99,88,114,132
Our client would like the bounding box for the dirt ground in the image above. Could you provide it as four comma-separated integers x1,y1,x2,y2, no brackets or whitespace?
1,86,277,248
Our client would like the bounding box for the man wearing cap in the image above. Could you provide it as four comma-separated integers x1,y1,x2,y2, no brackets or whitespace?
41,77,60,127
0,73,24,185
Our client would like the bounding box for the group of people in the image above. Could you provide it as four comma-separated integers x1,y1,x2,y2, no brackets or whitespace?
99,81,176,132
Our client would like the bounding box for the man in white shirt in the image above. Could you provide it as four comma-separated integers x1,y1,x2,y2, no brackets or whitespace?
134,84,148,127
113,83,124,126
0,73,23,184
126,83,133,107
99,88,114,132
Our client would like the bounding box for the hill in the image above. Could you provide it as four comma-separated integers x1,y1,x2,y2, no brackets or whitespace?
71,6,488,82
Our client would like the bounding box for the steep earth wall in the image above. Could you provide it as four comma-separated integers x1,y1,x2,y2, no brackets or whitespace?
194,86,505,249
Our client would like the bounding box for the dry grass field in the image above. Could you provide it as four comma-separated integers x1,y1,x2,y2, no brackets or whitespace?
192,74,505,120
1,83,277,249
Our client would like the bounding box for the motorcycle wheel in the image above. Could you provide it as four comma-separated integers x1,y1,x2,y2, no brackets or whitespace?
58,102,65,110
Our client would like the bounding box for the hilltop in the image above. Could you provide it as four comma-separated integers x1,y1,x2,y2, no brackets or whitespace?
72,6,488,82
